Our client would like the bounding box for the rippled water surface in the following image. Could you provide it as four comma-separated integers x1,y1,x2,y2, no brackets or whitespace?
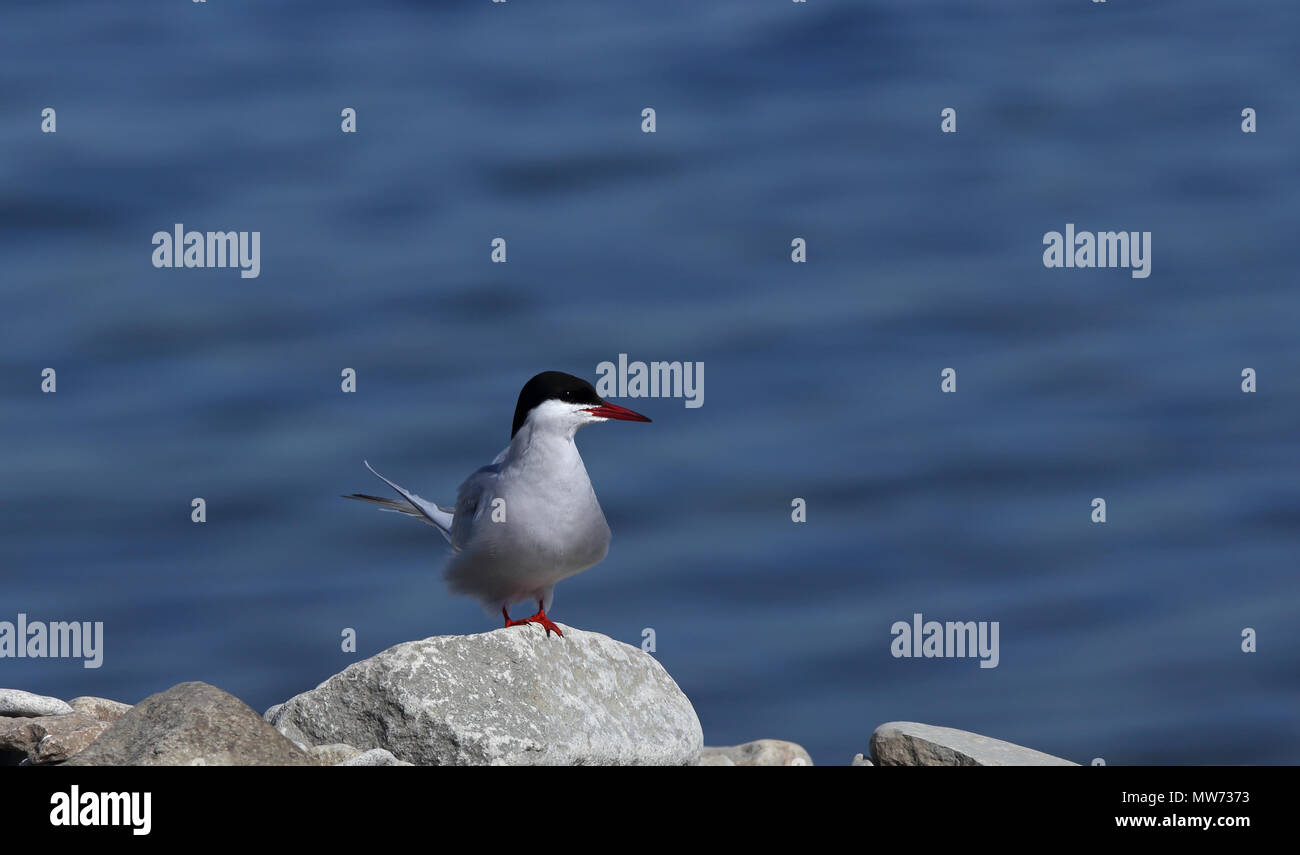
1,1,1297,763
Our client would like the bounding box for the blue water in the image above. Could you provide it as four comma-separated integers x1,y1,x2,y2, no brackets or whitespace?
2,1,1297,765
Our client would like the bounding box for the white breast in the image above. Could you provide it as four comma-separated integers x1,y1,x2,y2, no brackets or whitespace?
442,423,612,606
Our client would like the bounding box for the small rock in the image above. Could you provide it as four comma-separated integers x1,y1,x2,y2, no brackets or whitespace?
1,711,98,753
337,748,413,766
267,624,702,766
64,682,314,766
309,743,363,765
31,720,110,764
0,689,73,718
851,752,873,766
0,712,105,765
68,697,132,724
694,753,736,766
700,740,813,766
1,718,41,756
869,722,1078,766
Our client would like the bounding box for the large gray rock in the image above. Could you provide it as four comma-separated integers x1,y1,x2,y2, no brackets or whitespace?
266,623,702,766
65,682,314,766
870,722,1078,766
700,740,812,766
0,689,72,718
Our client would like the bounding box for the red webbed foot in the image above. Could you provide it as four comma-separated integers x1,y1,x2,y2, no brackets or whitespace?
501,605,563,638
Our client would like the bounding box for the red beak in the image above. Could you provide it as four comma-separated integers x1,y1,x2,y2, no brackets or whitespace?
585,401,651,422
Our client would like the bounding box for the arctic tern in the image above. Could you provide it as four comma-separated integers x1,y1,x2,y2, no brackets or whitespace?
345,371,651,637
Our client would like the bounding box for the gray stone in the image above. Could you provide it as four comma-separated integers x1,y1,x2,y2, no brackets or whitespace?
0,689,73,718
308,743,363,765
851,752,873,766
694,753,735,766
31,720,110,764
68,697,132,724
700,739,813,766
267,623,702,766
337,748,413,766
869,722,1078,766
65,682,314,766
0,712,105,765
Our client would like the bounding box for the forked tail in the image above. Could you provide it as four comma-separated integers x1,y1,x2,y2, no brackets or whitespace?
343,460,454,542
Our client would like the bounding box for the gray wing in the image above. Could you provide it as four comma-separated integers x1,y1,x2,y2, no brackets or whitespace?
449,462,502,552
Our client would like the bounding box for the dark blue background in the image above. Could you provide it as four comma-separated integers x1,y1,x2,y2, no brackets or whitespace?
2,1,1297,764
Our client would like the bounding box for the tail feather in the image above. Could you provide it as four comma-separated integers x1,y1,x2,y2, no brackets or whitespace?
344,461,455,543
342,493,429,519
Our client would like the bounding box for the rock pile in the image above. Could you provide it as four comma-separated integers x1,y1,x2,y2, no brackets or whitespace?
2,630,1078,766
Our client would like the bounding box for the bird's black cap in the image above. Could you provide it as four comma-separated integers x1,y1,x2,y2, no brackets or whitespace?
512,371,605,438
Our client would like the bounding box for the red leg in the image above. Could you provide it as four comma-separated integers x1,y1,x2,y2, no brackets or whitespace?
527,602,563,638
502,602,563,637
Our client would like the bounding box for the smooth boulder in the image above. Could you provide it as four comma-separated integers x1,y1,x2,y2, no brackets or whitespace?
0,689,73,718
870,722,1077,766
267,623,702,766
